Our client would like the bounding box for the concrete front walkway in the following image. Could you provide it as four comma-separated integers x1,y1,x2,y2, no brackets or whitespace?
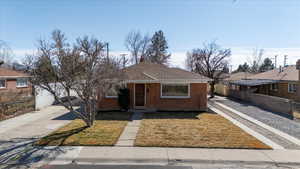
115,111,143,146
49,146,300,166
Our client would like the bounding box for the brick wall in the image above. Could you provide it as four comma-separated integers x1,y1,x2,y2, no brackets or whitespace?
98,83,208,111
267,82,299,102
145,83,207,111
0,79,32,102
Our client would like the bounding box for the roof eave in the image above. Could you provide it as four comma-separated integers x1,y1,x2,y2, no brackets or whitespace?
0,76,31,79
124,79,209,83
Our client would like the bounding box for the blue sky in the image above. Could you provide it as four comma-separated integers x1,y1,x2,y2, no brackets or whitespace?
1,0,300,69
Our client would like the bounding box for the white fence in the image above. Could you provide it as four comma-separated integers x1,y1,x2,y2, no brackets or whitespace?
35,84,78,110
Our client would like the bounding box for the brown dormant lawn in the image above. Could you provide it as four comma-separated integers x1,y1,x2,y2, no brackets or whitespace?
36,112,132,146
135,112,271,149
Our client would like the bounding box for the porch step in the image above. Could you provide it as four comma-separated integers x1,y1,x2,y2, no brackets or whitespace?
115,112,143,147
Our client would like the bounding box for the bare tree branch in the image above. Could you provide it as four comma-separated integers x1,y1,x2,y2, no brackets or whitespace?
125,30,150,64
186,41,231,98
24,29,123,127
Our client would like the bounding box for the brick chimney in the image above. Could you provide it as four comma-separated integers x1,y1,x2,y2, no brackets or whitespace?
297,59,300,80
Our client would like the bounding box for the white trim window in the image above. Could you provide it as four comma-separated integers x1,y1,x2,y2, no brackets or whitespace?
16,78,29,88
0,79,6,89
288,83,297,93
161,83,190,98
105,85,121,98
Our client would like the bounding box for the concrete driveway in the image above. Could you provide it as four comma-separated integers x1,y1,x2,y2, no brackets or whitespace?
0,106,76,169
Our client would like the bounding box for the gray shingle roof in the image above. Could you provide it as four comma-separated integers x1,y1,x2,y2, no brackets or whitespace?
0,67,29,78
248,65,298,81
123,62,210,83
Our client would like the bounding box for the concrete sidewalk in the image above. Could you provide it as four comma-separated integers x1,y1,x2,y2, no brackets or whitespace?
49,147,300,166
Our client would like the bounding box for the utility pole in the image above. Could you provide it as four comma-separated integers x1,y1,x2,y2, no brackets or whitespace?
120,54,128,68
274,55,277,68
284,55,288,67
106,43,109,61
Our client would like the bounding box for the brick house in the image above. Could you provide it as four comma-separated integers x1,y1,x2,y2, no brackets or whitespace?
0,67,32,102
230,65,300,102
98,62,210,111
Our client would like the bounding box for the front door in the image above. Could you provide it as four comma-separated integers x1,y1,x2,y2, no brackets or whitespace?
135,84,145,107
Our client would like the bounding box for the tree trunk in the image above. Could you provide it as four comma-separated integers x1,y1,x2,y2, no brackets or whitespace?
84,102,95,127
210,81,215,98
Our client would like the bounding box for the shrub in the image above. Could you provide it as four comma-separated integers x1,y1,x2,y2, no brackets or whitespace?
118,88,130,111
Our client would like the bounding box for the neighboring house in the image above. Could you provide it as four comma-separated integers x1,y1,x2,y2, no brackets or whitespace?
215,72,253,96
98,62,210,111
214,71,230,81
0,67,32,102
207,72,230,93
230,65,300,102
0,67,34,120
224,72,254,82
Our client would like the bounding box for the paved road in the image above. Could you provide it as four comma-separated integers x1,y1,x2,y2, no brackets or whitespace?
0,106,75,169
39,164,298,169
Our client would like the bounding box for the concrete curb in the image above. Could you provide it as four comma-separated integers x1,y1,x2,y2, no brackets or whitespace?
39,156,300,166
43,146,300,166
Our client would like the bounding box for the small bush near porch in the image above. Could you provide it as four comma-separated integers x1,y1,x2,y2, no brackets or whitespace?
35,111,132,146
135,112,271,149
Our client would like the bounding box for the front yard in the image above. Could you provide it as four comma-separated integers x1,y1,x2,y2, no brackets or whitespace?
135,112,271,149
36,110,271,149
36,111,132,146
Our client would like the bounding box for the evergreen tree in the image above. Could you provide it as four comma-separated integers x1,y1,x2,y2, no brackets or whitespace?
222,64,230,73
250,61,260,73
259,58,274,72
233,62,250,73
146,30,171,64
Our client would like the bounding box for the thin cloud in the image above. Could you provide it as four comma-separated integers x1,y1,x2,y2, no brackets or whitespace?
12,47,300,70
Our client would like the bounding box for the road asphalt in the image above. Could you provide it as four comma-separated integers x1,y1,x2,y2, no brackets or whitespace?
39,164,299,169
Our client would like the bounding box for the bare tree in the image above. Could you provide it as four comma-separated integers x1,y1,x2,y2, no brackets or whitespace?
124,30,150,64
247,48,264,73
186,42,231,98
185,52,194,71
0,40,14,67
24,30,123,127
